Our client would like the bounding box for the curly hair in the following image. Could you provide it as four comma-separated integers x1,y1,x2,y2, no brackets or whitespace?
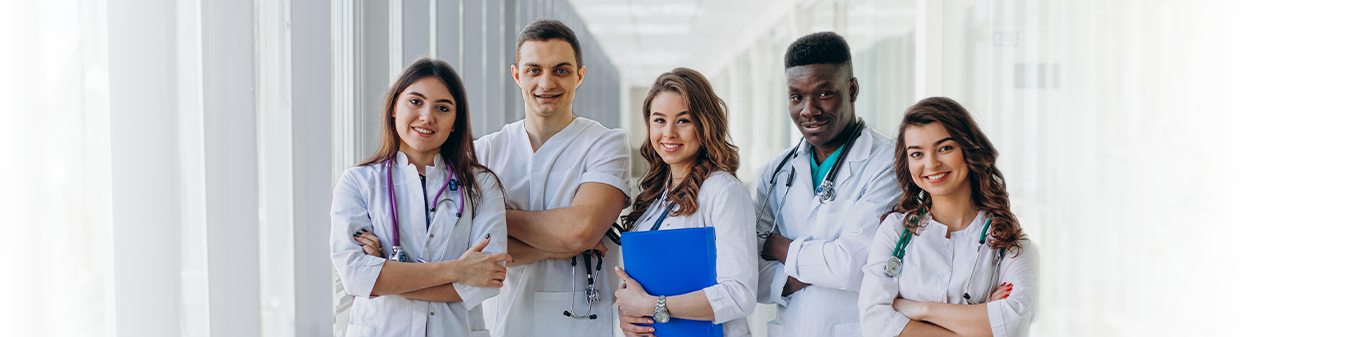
620,68,741,230
889,97,1026,255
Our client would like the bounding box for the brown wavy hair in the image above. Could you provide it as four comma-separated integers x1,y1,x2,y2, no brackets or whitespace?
358,58,499,211
889,97,1026,254
620,68,740,230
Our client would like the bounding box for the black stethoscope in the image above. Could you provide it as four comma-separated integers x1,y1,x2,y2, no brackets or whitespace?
756,119,865,239
381,158,464,263
567,195,679,320
885,208,1003,304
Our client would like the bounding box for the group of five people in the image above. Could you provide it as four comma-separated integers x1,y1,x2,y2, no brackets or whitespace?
330,18,1038,337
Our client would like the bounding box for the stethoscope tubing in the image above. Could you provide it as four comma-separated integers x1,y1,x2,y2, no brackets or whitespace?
385,157,464,254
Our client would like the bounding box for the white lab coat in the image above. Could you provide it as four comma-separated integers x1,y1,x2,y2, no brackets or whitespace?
753,127,901,337
329,152,508,337
858,211,1039,337
628,171,759,337
474,117,632,337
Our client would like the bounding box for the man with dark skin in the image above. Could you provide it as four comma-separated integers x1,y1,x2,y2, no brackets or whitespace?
754,31,901,337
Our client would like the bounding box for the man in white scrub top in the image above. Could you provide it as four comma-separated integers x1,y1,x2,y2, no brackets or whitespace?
474,18,631,337
754,32,901,337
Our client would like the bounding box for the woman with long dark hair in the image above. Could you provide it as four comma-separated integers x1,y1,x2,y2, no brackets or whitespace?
858,97,1039,337
612,68,758,337
331,58,510,336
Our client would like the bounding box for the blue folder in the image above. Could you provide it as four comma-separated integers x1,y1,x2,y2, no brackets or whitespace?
621,227,724,337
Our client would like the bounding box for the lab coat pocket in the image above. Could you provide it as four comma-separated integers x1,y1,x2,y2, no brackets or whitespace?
344,323,375,337
765,319,786,336
533,291,611,337
832,322,860,336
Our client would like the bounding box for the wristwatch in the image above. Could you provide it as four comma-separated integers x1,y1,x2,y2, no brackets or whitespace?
653,295,671,323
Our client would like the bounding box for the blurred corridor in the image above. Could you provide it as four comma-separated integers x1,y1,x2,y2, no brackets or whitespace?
2,0,1364,336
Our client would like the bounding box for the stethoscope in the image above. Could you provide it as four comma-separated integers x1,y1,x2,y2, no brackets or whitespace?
564,200,675,321
570,198,678,320
382,157,464,263
884,208,1003,305
756,119,865,239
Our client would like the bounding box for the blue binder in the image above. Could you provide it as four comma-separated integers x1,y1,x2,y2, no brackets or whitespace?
621,227,724,337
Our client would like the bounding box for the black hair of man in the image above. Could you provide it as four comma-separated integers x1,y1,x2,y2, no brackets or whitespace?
515,18,583,68
784,31,853,78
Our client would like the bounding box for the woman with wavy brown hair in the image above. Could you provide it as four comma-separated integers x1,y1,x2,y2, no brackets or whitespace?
611,68,758,337
857,97,1039,337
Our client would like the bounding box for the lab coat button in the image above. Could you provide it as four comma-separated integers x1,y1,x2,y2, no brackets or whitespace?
430,312,435,316
429,234,434,238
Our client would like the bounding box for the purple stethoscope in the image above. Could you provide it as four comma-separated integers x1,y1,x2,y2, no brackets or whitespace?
384,157,464,263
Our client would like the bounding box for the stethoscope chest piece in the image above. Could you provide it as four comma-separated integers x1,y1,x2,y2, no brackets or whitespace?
816,180,836,204
390,246,411,263
884,256,903,277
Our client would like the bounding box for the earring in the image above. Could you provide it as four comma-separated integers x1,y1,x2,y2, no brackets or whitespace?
917,190,926,202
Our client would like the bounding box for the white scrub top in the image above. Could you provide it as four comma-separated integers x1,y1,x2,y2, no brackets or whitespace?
629,171,759,337
858,211,1039,337
329,152,508,337
752,127,901,337
474,117,632,337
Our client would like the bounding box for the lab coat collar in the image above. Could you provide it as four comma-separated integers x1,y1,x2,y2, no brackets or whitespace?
795,125,877,165
923,210,988,240
393,151,450,184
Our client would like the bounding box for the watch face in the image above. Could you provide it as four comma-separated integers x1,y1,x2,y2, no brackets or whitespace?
655,310,669,323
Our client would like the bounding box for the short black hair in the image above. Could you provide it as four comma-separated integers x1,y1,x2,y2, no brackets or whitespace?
515,18,583,67
784,31,852,70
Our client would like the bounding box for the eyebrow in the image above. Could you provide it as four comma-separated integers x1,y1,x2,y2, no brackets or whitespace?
650,111,690,117
524,62,575,69
406,91,454,105
906,137,955,150
788,81,833,92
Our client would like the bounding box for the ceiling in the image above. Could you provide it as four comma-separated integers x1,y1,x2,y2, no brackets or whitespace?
568,0,787,87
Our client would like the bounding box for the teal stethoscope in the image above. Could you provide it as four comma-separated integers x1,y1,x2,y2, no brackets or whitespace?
756,119,865,239
885,208,1003,305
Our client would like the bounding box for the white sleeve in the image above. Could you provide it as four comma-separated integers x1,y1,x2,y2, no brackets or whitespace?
987,238,1040,337
782,158,901,291
699,178,759,323
578,129,631,204
329,168,387,299
752,160,789,305
858,215,913,337
450,171,507,309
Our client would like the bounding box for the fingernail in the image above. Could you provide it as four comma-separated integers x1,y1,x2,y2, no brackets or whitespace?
647,319,654,323
486,233,491,239
361,228,368,232
649,328,655,332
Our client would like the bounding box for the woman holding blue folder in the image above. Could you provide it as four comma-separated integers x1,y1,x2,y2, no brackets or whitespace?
857,97,1038,337
614,68,759,337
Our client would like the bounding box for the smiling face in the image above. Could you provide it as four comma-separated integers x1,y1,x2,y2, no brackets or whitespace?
393,76,458,157
511,39,584,119
648,92,701,174
902,122,972,200
787,63,858,148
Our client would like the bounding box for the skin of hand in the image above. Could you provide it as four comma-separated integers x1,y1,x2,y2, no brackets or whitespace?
759,231,793,262
613,266,657,317
617,306,657,337
356,233,511,287
757,228,811,296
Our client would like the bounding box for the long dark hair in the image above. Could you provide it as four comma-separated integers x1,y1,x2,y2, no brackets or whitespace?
358,58,497,211
620,68,740,230
889,97,1026,254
